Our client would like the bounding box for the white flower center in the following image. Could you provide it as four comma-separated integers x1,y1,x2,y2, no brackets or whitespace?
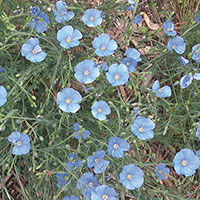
181,160,187,166
113,144,118,149
114,74,120,80
17,141,22,146
66,98,71,104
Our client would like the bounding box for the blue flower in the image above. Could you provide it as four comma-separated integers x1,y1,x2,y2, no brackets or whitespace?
107,137,130,158
178,56,189,66
196,124,200,140
93,34,118,57
163,20,176,36
125,6,135,10
65,153,82,171
173,148,200,177
30,6,40,16
77,172,98,198
0,67,4,72
21,38,47,63
29,12,50,33
128,0,136,4
57,25,82,49
53,1,74,23
0,86,7,107
121,57,137,72
167,36,186,54
87,150,109,174
100,62,109,72
55,173,71,189
195,14,200,23
196,150,200,160
192,43,200,63
73,122,90,140
74,60,99,84
125,48,142,62
180,74,193,89
133,107,140,118
8,131,31,155
120,164,144,190
131,116,155,140
106,64,129,86
91,100,111,121
82,9,103,27
152,80,172,98
56,88,82,113
63,196,79,200
133,15,142,24
155,164,170,180
91,185,118,200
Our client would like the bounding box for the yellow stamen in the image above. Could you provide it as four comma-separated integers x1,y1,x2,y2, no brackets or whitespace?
88,182,93,187
102,194,108,200
97,108,102,113
127,174,132,180
66,98,71,104
181,160,187,166
32,49,37,54
84,70,89,76
17,141,22,146
101,46,106,51
66,37,71,43
95,158,99,163
90,16,94,21
172,45,176,49
114,74,120,80
138,127,144,133
157,89,162,93
126,62,130,66
113,144,118,149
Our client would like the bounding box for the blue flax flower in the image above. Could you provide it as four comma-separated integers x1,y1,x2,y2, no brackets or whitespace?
73,123,90,140
29,12,50,33
100,62,109,72
0,86,7,107
91,185,118,200
55,173,71,189
8,131,31,155
152,80,172,98
108,137,130,158
87,150,109,174
133,15,142,24
155,164,170,180
196,124,200,140
180,74,193,89
163,20,176,36
74,60,99,84
77,172,98,198
192,43,200,63
91,100,111,121
125,48,142,62
63,196,79,200
121,57,137,72
0,67,4,72
178,56,189,66
65,153,82,171
131,116,155,140
93,34,118,57
53,1,74,23
120,164,144,190
173,148,200,176
167,36,186,54
56,88,82,113
195,14,200,23
106,64,129,86
21,38,47,63
82,9,103,27
57,25,82,49
30,6,40,16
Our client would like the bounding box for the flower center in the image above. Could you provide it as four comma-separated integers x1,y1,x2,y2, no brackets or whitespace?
172,45,176,49
84,70,89,76
102,194,108,200
32,49,37,54
71,159,76,164
94,158,99,163
66,98,71,104
38,18,43,24
33,8,36,13
60,11,65,16
157,88,162,93
97,108,102,113
167,27,171,32
66,37,71,43
138,127,144,132
17,141,22,146
101,46,106,51
88,182,93,187
113,144,118,149
126,61,130,66
181,160,187,166
114,74,120,80
127,174,132,180
90,16,94,21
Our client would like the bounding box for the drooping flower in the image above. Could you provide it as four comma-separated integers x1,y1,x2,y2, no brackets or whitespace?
131,116,155,140
133,15,142,24
8,131,31,155
93,34,118,57
87,150,109,174
99,62,109,72
56,88,82,113
63,196,79,200
72,123,90,140
133,107,140,118
152,80,172,98
65,153,82,171
77,172,98,198
178,56,189,66
53,1,74,23
163,20,176,36
167,36,186,54
55,172,71,189
0,86,7,107
121,57,137,72
91,100,111,121
57,25,82,49
173,148,200,176
107,137,130,158
155,164,170,180
106,64,129,86
120,164,144,190
91,185,118,200
29,12,50,33
74,60,99,84
196,124,200,140
179,74,193,89
21,38,47,63
195,14,200,23
125,48,142,62
192,43,200,63
29,6,40,16
82,9,103,27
